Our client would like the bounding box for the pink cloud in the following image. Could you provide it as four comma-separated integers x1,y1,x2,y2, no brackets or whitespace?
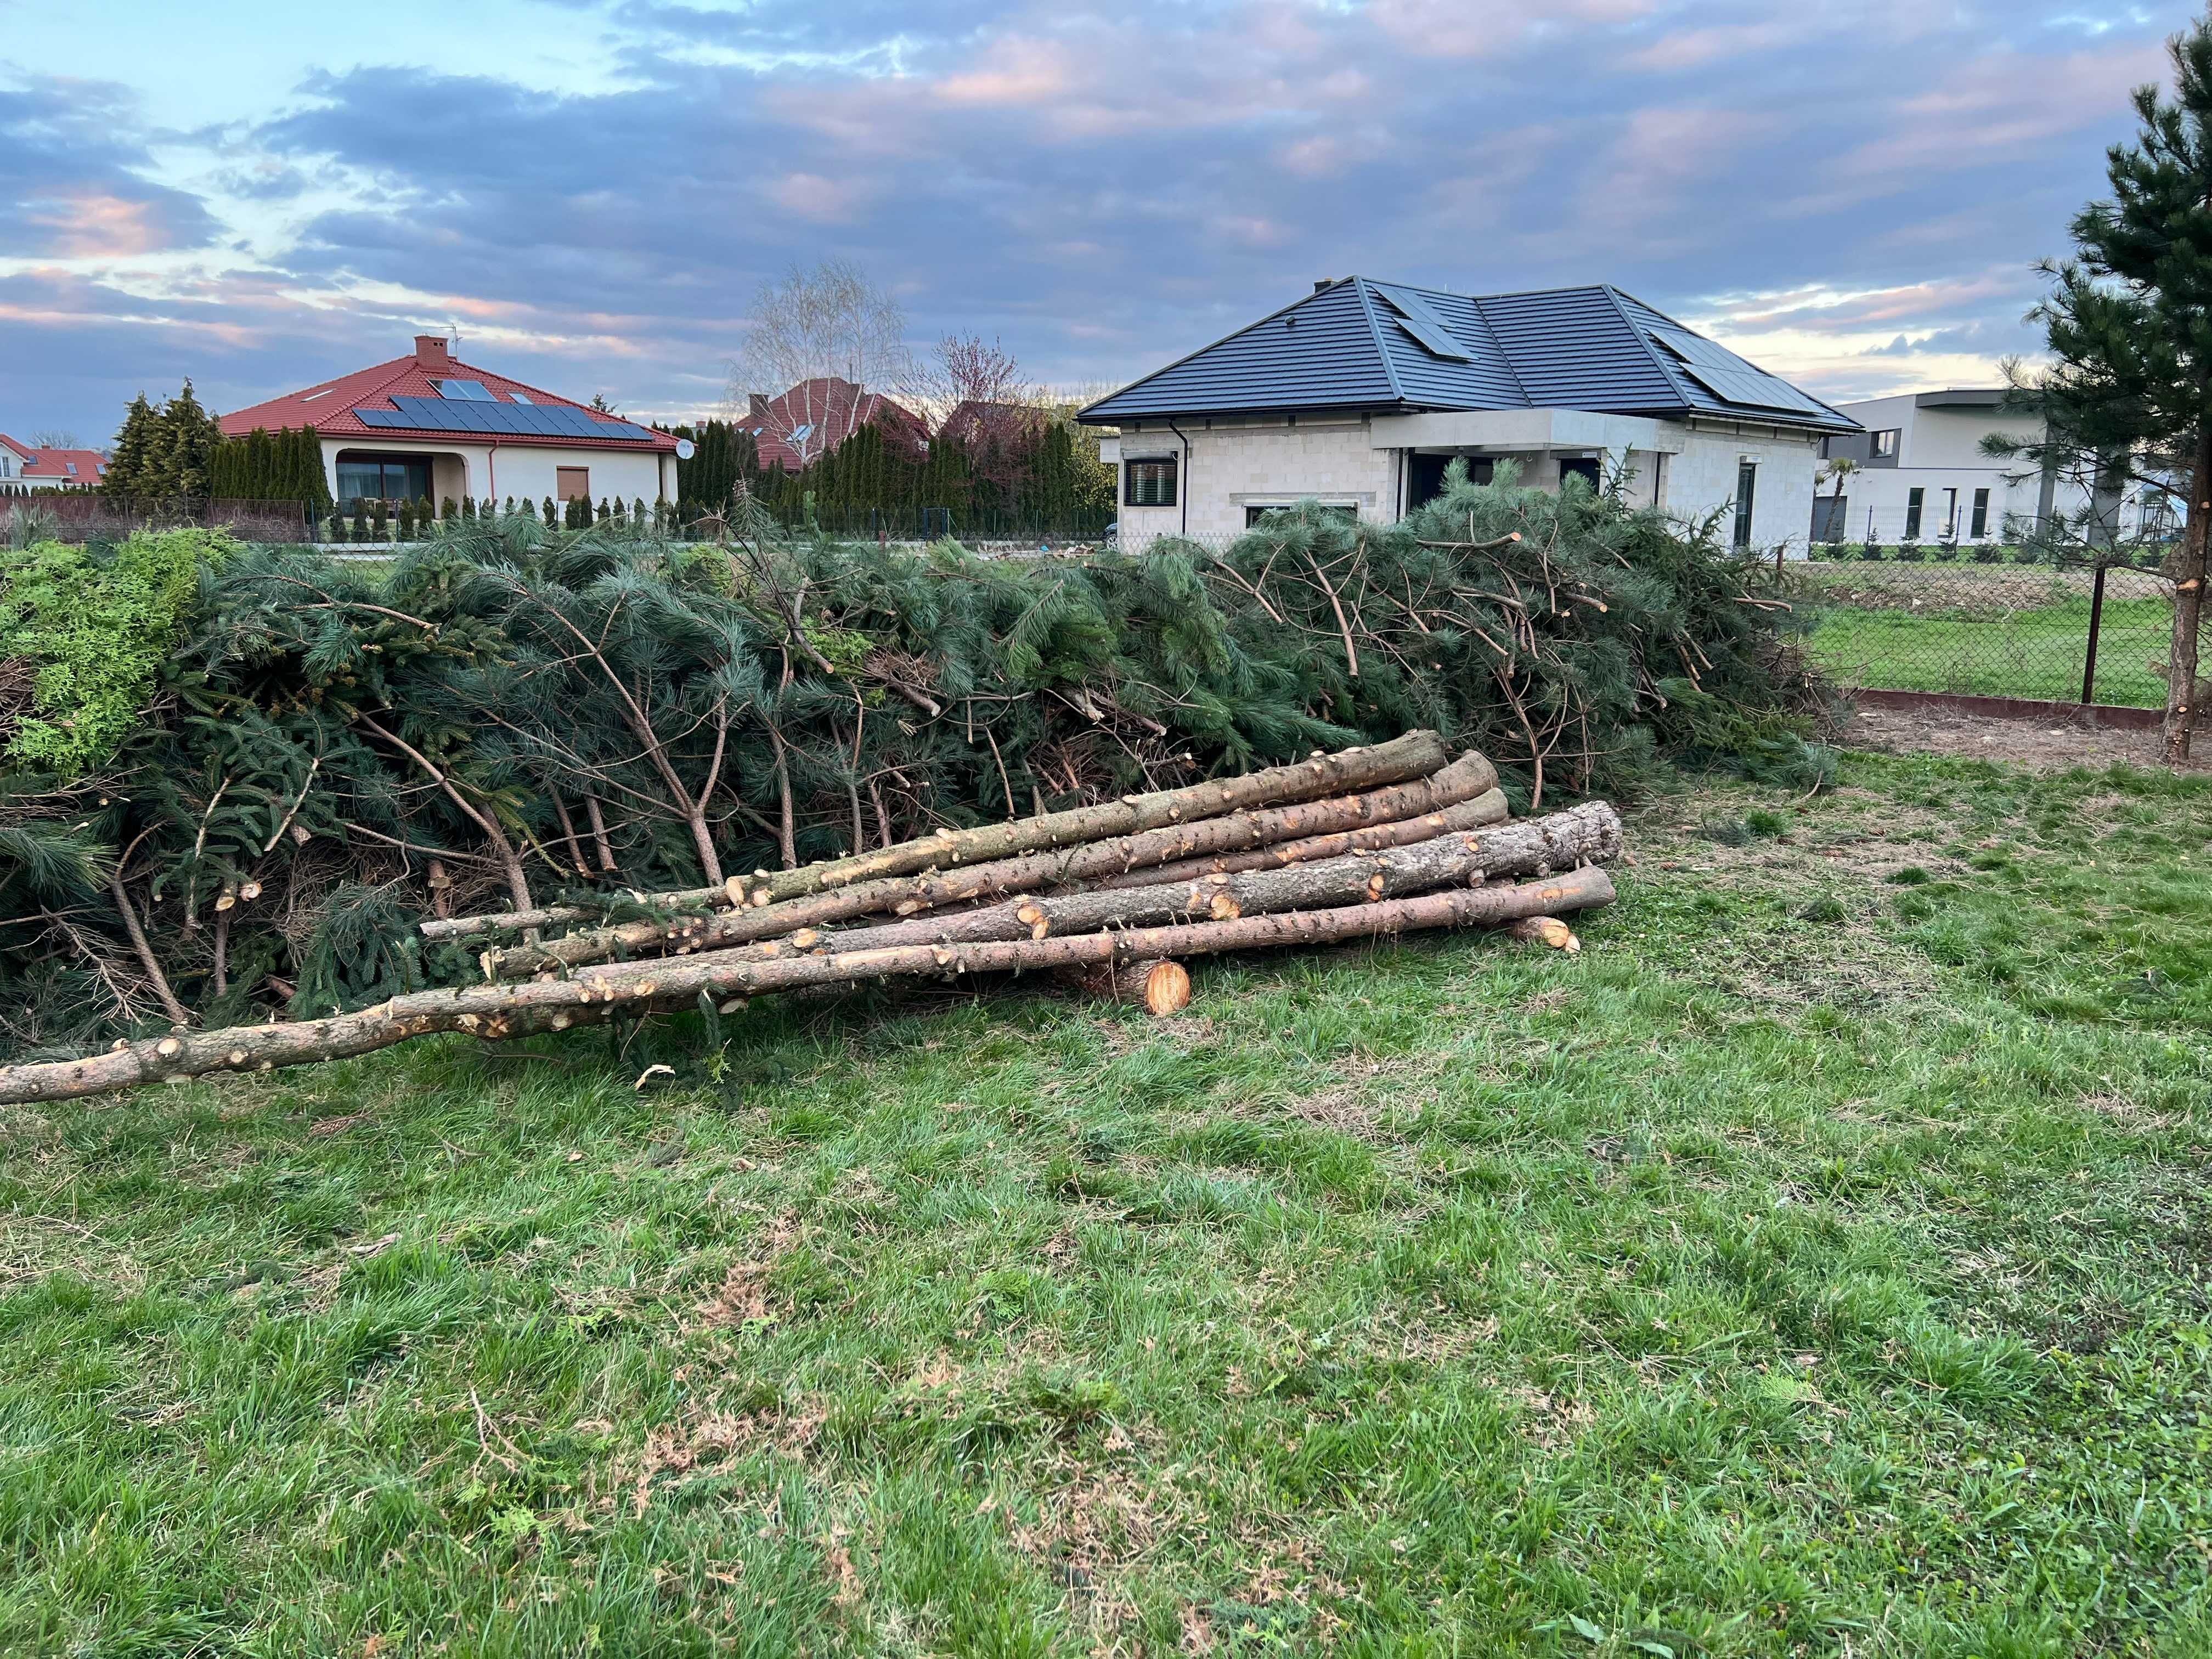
764,171,875,224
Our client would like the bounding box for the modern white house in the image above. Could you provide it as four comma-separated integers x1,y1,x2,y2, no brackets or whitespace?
1814,389,2175,546
1077,278,1858,550
218,336,681,508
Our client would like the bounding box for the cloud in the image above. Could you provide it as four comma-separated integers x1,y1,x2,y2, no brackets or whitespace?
0,0,2180,439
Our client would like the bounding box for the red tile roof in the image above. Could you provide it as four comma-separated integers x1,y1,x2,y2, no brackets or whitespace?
0,433,31,463
21,447,107,483
738,377,926,471
218,337,676,453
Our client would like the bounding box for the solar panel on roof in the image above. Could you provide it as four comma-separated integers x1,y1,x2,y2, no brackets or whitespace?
356,397,659,441
1646,327,1827,417
1372,286,1472,363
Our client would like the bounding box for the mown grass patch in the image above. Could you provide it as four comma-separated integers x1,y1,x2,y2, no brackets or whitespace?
3,751,2210,1656
1807,594,2171,708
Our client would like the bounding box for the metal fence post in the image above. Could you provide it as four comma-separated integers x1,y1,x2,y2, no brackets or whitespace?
2081,561,2108,706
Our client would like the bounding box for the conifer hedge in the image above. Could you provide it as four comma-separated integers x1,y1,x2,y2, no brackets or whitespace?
0,468,1830,1053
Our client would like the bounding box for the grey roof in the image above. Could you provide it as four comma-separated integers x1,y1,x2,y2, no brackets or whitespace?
1078,277,1859,434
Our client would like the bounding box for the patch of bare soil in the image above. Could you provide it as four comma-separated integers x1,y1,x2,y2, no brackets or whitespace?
1846,705,2211,773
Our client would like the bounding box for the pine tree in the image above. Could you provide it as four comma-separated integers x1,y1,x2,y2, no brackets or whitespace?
397,498,416,540
441,497,458,524
104,393,161,500
2026,10,2212,758
159,380,221,499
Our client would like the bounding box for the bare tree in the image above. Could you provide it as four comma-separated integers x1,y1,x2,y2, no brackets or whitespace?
30,429,80,449
727,260,911,463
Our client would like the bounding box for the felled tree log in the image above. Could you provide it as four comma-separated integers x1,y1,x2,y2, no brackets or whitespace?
479,751,1503,980
1505,916,1579,951
724,729,1453,906
1082,789,1506,891
425,731,1457,944
0,869,1613,1105
640,802,1620,967
1059,959,1192,1017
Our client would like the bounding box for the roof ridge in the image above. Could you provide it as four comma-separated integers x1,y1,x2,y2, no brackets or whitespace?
1595,284,1703,409
1462,296,1535,410
1348,279,1408,405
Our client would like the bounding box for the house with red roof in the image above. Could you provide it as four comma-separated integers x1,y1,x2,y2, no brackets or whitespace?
0,434,107,490
218,336,681,509
740,377,926,471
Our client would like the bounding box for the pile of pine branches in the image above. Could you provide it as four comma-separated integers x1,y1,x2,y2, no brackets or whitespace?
0,733,1624,1103
0,466,1819,1059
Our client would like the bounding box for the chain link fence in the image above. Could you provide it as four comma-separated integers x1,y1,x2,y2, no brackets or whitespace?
1799,548,2175,710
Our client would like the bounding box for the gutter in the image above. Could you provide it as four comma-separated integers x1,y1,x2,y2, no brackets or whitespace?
1166,418,1192,537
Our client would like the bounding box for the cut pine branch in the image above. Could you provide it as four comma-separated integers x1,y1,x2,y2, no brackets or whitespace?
0,868,1613,1105
478,750,1503,979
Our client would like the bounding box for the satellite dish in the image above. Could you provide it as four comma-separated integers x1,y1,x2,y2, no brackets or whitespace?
675,438,696,460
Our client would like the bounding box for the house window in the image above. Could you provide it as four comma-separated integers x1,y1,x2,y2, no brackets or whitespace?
1125,457,1177,507
335,453,432,504
1872,429,1899,458
1244,503,1358,527
1731,460,1757,549
1905,486,1925,539
1970,488,1990,538
556,466,591,501
1558,457,1601,491
1942,488,1959,539
436,379,494,402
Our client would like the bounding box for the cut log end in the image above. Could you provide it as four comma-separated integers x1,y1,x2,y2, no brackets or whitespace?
1504,915,1580,953
1063,957,1192,1017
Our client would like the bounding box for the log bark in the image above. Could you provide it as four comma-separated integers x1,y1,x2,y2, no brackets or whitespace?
535,800,1616,968
423,732,1465,945
1060,958,1191,1016
723,730,1452,906
479,751,1503,979
0,870,1613,1105
1082,789,1507,891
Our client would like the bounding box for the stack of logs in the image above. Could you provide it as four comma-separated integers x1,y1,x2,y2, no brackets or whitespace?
0,731,1623,1104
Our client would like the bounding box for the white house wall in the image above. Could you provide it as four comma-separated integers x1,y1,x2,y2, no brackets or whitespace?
1661,426,1824,553
1113,411,1823,552
318,438,670,507
1115,417,1397,541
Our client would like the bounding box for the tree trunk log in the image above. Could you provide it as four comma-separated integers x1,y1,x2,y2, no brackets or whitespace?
1082,789,1506,891
1504,915,1579,951
1060,958,1191,1016
531,800,1616,968
479,750,1503,979
2165,426,2212,762
723,730,1453,906
0,869,1613,1104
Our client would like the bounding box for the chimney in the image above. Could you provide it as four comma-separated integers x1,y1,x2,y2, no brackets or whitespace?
415,334,453,369
748,392,769,420
1313,278,1336,292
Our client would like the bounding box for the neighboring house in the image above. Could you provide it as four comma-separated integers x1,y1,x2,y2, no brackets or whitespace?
1077,277,1858,549
0,435,106,489
1816,390,2171,545
218,336,680,508
738,377,927,471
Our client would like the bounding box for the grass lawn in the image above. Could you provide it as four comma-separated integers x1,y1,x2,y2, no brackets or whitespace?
1807,596,2172,708
5,751,2212,1656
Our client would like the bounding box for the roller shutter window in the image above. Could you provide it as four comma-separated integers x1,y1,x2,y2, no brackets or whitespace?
1124,457,1177,507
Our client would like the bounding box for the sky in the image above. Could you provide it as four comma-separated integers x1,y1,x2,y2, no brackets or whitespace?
0,0,2186,446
